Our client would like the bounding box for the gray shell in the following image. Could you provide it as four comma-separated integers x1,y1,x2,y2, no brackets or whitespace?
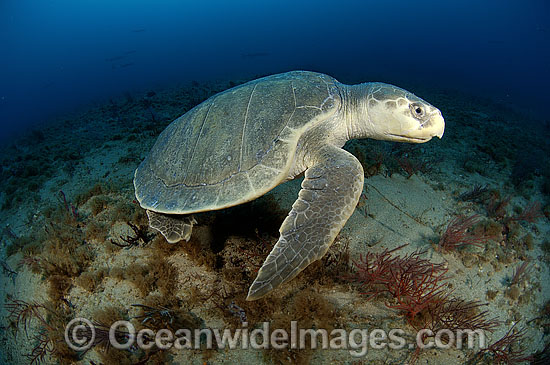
134,71,340,214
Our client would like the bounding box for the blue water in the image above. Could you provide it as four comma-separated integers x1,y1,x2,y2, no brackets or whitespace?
0,0,548,141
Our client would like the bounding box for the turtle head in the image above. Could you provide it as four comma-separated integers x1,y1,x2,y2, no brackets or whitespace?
350,82,445,143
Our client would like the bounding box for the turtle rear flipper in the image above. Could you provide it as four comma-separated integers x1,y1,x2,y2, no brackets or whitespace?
246,146,364,300
146,210,196,243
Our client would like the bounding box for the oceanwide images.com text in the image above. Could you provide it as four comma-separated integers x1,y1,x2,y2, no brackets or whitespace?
65,318,487,357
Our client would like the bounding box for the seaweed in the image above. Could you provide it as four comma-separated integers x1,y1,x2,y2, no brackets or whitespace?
474,323,534,364
131,303,176,326
396,155,428,178
18,254,43,274
88,195,113,216
47,274,73,303
511,261,531,286
5,297,48,337
85,220,109,242
117,252,178,297
58,190,79,222
91,306,145,364
110,221,154,249
458,183,489,202
348,245,497,333
74,182,106,205
531,342,550,365
369,150,386,176
0,259,17,283
302,237,351,286
409,297,498,364
131,299,203,334
347,245,502,364
505,261,532,302
110,199,143,223
422,297,498,333
75,268,107,292
73,319,128,355
5,232,36,257
349,244,449,323
5,298,77,364
438,214,492,252
486,193,511,220
40,228,94,278
220,234,274,285
511,201,543,223
264,288,338,365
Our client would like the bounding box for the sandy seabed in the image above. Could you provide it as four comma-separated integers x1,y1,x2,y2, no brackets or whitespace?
0,77,549,364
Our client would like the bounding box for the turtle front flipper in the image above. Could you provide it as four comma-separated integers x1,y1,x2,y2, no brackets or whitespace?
146,210,197,243
246,146,364,300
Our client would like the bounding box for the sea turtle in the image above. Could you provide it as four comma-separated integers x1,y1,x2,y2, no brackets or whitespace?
134,71,445,300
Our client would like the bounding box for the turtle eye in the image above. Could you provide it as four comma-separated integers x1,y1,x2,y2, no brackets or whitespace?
410,103,425,119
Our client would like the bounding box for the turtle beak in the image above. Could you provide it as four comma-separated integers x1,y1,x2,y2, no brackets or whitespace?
393,109,445,143
432,111,445,139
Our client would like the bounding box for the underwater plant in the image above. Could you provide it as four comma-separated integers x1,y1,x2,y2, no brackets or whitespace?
396,155,428,179
109,221,154,249
474,323,534,364
0,259,17,282
5,297,48,336
511,261,531,286
349,244,449,322
18,254,43,274
438,214,491,251
58,190,79,222
348,245,499,363
131,303,175,326
423,297,498,333
511,201,543,223
409,297,499,364
5,297,77,364
458,183,489,202
486,193,511,220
